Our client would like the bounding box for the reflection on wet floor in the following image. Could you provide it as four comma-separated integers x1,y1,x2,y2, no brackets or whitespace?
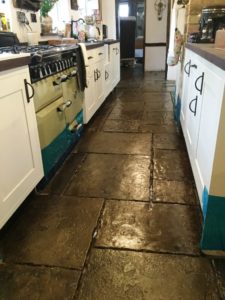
0,66,224,300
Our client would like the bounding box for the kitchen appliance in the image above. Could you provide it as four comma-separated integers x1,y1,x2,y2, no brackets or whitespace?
0,36,84,186
199,6,225,43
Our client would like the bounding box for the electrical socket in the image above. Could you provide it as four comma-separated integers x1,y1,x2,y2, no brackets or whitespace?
17,11,28,24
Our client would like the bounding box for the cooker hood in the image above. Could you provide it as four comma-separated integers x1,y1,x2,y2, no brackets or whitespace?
13,0,43,12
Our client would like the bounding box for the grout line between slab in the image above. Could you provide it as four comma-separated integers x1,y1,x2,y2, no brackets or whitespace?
73,199,106,300
93,245,202,258
3,261,82,272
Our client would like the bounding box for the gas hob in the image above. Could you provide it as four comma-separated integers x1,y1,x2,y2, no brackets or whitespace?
0,44,79,83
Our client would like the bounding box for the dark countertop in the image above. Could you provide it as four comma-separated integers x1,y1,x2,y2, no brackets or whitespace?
0,53,31,72
186,43,225,71
85,42,105,50
103,39,120,45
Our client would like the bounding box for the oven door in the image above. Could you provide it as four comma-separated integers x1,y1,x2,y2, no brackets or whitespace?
62,70,83,125
33,74,64,112
36,97,67,150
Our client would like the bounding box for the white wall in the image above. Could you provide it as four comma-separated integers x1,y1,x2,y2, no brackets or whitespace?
145,0,168,71
101,0,116,39
0,0,82,43
167,5,186,80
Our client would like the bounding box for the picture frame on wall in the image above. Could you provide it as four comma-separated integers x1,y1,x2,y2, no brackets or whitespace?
71,0,79,10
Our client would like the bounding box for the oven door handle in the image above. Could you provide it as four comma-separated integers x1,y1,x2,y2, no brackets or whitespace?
53,75,68,86
69,70,77,78
57,100,72,112
24,79,34,103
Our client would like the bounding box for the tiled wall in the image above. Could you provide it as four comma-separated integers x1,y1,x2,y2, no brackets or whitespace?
187,0,225,34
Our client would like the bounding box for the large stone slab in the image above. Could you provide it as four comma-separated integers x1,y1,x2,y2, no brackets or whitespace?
0,264,80,300
154,149,193,181
103,119,140,133
78,249,219,300
65,154,150,201
153,180,197,205
153,133,185,150
43,153,86,195
95,200,201,255
0,196,103,269
75,132,151,155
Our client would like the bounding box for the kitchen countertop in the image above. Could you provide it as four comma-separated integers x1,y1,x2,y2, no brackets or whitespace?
186,43,225,71
103,39,120,45
0,53,31,72
84,41,105,50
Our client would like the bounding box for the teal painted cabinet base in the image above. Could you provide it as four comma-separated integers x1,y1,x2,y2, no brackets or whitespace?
37,110,83,189
171,88,181,126
201,187,225,255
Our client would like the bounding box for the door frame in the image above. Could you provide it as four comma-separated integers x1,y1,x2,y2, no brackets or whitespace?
115,0,146,70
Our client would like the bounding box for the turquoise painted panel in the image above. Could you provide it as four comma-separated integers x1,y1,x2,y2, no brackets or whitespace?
174,95,181,125
201,194,225,251
41,110,84,177
202,187,209,220
76,110,83,124
41,128,73,176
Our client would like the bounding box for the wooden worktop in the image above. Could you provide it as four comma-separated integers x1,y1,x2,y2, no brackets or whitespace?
186,43,225,71
0,53,31,72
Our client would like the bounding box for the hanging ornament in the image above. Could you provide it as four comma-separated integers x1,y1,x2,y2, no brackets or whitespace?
154,0,166,21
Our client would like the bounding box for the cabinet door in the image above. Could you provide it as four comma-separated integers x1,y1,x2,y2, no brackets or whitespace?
0,67,43,229
95,60,105,108
180,53,191,129
111,44,120,89
83,64,97,123
114,43,121,86
185,62,204,156
196,66,224,196
105,63,111,98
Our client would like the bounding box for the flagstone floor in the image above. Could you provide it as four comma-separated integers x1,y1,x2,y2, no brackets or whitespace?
0,65,224,300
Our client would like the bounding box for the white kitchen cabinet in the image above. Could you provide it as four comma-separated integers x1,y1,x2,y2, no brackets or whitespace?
83,42,120,124
181,49,225,205
110,43,120,90
0,66,43,229
181,47,225,255
83,46,105,124
196,63,225,196
104,62,111,98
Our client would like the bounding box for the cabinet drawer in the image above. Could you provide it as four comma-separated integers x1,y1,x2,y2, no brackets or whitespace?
86,47,105,65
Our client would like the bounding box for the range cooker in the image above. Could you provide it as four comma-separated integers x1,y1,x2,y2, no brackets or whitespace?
0,43,84,185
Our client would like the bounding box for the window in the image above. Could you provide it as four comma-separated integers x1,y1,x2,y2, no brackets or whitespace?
119,3,129,17
48,0,70,33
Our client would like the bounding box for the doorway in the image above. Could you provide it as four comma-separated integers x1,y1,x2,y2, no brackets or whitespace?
116,0,145,68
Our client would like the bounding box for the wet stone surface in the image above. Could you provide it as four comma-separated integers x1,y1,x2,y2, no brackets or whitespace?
144,100,173,111
153,133,185,150
153,180,198,205
0,195,103,269
154,149,193,181
143,92,172,102
65,154,150,201
43,153,86,195
103,119,140,133
142,111,174,125
213,259,225,300
78,249,219,300
74,132,152,155
0,264,80,300
0,68,222,299
108,102,144,121
96,200,201,255
139,123,179,134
